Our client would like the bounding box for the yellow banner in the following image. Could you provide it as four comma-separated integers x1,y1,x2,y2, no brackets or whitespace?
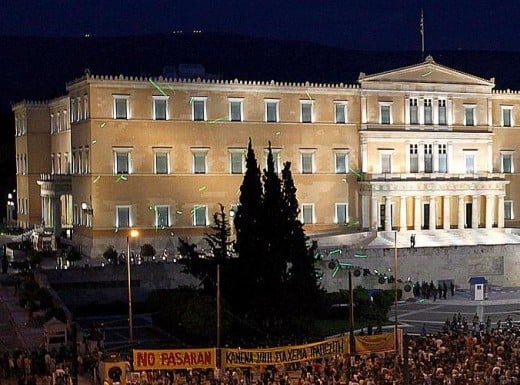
354,333,395,354
222,336,347,367
133,349,217,370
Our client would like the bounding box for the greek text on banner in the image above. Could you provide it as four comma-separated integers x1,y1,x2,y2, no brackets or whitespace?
133,349,216,370
222,336,347,367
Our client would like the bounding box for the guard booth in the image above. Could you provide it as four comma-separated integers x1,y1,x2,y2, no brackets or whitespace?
468,276,488,301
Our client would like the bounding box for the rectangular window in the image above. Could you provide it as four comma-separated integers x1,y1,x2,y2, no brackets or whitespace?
438,99,447,125
424,144,433,173
464,106,475,126
193,151,207,174
155,206,170,227
438,144,447,173
465,154,475,173
380,104,391,124
230,150,245,174
50,114,55,134
265,149,281,173
335,152,348,173
153,97,168,120
193,205,208,226
114,150,131,174
76,97,82,122
70,99,76,123
505,201,514,220
300,101,313,123
502,106,513,127
301,152,314,174
335,103,347,124
381,153,392,173
501,152,514,173
410,144,418,173
229,99,243,122
83,95,89,119
116,206,130,228
336,203,348,224
155,151,170,174
265,100,279,122
424,99,433,125
192,97,207,121
302,204,314,224
114,96,129,119
409,98,418,125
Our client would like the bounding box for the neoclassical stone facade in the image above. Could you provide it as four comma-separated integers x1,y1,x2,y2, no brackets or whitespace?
11,56,520,257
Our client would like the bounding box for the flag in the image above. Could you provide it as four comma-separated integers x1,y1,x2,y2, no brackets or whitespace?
420,9,424,38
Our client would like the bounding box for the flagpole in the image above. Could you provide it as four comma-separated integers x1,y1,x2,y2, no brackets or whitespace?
420,9,425,59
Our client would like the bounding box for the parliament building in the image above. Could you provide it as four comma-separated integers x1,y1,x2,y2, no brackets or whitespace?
12,56,520,258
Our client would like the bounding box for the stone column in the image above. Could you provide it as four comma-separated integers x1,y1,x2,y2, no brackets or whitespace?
361,96,367,124
498,195,505,228
458,195,465,229
371,196,378,231
361,141,368,173
432,97,439,125
361,195,370,229
447,142,453,173
443,196,451,230
52,196,61,235
472,195,479,229
429,196,436,230
485,195,494,229
404,96,410,125
414,196,422,231
400,196,407,231
385,196,392,232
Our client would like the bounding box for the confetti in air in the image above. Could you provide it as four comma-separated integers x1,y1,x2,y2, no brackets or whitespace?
209,116,227,123
176,210,183,215
100,122,106,128
116,175,128,182
305,90,313,100
198,186,207,192
349,168,362,178
275,131,281,135
93,176,101,184
92,140,97,144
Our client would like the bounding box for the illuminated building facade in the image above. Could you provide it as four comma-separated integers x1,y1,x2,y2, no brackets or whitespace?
12,56,520,257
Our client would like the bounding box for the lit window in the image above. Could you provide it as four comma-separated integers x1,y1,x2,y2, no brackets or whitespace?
336,203,348,224
409,144,418,173
70,99,76,123
501,151,514,173
438,99,447,125
193,205,208,226
505,201,514,220
464,152,476,173
464,105,476,126
153,96,168,120
230,150,245,174
116,206,131,228
424,144,433,173
155,151,170,174
334,151,348,173
379,102,392,124
83,95,89,119
302,204,314,224
77,97,82,122
438,144,447,173
379,150,394,173
264,149,281,173
409,98,418,125
300,101,313,123
191,97,207,121
50,114,55,134
114,149,132,174
502,106,513,127
192,150,208,174
155,206,170,227
335,102,347,124
300,151,315,174
114,95,129,119
424,99,433,125
229,98,243,122
265,99,279,122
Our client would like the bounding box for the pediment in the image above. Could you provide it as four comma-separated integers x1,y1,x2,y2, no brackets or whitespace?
359,56,494,87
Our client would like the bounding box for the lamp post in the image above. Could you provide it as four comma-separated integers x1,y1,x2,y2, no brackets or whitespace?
127,229,139,343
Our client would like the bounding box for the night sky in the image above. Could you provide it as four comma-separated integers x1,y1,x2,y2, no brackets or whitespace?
2,0,520,51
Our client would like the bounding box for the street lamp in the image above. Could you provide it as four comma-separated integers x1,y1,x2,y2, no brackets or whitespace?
127,229,139,343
